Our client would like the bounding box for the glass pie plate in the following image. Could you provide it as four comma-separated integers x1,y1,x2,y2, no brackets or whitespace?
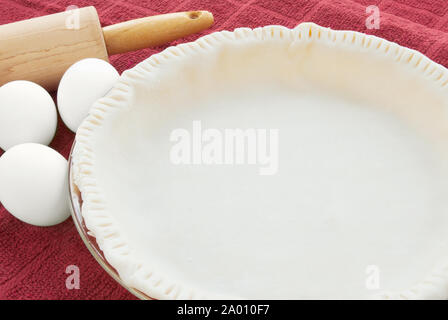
66,23,448,299
68,141,151,300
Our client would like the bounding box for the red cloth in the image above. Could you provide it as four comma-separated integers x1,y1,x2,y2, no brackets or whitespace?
1,0,448,300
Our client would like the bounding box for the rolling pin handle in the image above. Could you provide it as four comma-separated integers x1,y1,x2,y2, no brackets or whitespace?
102,11,214,56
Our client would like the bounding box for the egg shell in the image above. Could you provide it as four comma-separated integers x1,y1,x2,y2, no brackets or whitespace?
0,143,70,227
0,81,57,151
57,58,120,132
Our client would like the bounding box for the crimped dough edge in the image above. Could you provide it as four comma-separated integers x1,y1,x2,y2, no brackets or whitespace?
72,23,448,300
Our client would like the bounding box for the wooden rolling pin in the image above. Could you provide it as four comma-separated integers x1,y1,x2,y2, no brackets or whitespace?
0,7,214,91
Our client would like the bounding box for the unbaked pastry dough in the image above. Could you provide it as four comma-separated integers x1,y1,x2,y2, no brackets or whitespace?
72,23,448,299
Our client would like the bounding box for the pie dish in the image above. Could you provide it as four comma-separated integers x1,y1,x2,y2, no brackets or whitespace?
71,23,448,299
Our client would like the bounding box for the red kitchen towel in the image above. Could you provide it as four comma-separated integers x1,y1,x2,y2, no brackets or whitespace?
1,0,448,300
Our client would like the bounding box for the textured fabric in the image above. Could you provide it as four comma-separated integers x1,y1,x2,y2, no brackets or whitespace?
0,0,448,300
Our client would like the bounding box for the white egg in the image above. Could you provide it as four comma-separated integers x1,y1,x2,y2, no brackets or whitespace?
57,58,119,132
0,81,57,151
0,143,70,227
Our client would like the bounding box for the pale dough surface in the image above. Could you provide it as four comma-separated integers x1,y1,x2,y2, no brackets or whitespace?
94,86,448,299
74,25,448,299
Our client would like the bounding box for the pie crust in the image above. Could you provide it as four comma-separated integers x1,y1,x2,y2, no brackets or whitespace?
72,23,448,299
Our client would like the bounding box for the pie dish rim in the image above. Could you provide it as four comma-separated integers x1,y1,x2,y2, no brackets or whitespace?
71,22,448,300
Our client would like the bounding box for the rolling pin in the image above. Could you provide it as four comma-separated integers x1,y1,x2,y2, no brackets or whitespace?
0,7,214,91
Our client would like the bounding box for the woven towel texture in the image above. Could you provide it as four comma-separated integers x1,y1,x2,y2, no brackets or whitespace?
1,0,448,299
